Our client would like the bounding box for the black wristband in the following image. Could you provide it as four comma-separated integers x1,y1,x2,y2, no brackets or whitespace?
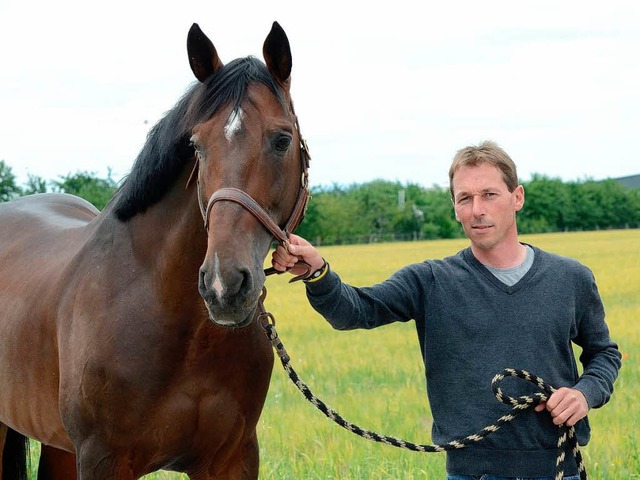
304,260,328,283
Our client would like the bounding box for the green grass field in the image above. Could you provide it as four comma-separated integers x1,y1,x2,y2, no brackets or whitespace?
30,230,640,479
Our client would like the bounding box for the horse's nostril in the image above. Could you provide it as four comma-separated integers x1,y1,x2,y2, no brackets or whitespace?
198,268,207,295
237,267,253,297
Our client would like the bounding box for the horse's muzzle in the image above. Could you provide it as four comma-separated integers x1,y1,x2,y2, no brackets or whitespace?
198,265,262,328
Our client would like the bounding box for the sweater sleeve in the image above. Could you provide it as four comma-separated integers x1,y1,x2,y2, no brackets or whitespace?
304,263,428,330
572,267,622,409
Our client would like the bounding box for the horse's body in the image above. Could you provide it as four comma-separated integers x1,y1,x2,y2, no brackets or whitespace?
0,22,307,479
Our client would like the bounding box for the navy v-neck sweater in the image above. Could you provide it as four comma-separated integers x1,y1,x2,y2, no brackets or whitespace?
305,245,621,477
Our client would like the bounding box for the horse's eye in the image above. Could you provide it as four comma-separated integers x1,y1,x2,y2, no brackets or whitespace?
190,141,204,161
273,134,292,154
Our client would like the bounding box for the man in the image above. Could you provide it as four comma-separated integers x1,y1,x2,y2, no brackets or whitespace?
271,140,621,479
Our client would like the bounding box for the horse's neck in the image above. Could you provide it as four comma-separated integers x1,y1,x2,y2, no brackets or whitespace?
143,192,204,276
101,183,206,292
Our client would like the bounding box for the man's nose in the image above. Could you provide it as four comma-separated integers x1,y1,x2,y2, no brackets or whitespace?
471,196,485,217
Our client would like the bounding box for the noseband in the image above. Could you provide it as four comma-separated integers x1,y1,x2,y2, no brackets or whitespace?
187,114,311,278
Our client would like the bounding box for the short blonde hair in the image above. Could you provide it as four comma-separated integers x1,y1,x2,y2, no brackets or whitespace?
449,141,519,199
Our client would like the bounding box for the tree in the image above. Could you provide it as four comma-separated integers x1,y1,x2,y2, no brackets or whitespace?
52,170,118,210
593,179,635,229
0,160,22,202
629,188,640,228
23,174,48,195
295,197,323,243
309,184,364,244
418,186,461,239
519,175,571,233
353,180,404,239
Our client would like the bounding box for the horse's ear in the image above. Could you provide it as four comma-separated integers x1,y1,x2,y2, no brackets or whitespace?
263,21,292,91
187,23,224,83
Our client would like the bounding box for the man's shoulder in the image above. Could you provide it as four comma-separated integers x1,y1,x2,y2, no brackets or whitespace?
414,248,470,274
528,244,594,278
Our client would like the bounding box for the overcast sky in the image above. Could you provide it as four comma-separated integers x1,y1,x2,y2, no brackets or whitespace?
1,1,638,190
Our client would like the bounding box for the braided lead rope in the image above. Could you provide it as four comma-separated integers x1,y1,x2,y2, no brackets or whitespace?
261,320,588,480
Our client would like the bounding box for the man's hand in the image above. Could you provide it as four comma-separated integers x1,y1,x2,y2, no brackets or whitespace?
535,387,589,426
271,234,325,278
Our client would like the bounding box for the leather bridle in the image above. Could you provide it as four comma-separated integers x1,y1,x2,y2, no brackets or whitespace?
188,114,311,280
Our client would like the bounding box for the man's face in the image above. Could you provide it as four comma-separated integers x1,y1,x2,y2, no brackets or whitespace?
452,163,524,252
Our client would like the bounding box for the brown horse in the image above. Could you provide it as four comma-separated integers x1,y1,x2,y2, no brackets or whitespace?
0,21,309,479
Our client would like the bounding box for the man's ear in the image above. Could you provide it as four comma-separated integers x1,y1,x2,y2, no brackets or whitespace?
514,185,525,212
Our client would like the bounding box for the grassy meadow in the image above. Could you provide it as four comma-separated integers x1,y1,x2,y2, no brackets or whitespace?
30,229,640,479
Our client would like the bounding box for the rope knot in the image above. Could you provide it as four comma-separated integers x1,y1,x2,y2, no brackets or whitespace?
491,368,556,409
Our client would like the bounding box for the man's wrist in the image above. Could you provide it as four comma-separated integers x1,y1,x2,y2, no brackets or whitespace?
304,259,328,283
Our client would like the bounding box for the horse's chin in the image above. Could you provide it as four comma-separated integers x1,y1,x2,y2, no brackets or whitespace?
205,303,256,329
209,314,254,329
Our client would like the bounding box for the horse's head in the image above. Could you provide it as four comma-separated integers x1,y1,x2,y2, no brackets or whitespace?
187,22,309,328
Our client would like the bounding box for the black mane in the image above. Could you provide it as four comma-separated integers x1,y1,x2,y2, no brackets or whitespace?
113,56,285,221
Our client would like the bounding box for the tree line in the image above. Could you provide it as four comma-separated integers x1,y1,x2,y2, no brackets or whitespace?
295,175,640,245
0,160,117,210
1,160,638,245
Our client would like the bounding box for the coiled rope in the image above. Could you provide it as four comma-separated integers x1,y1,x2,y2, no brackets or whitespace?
259,306,588,480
